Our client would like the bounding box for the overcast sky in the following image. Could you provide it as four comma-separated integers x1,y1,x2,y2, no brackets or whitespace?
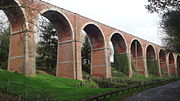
43,0,162,45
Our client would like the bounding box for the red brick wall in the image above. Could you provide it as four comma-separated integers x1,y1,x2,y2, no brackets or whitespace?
6,0,179,79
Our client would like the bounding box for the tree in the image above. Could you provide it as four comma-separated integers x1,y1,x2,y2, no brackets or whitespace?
146,0,180,52
161,10,180,52
0,27,10,69
146,0,180,13
81,35,91,65
36,22,58,70
81,35,91,73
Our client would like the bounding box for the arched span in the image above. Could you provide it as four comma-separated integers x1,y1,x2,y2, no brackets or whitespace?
130,39,145,75
169,53,176,75
1,0,26,32
110,33,126,53
0,0,27,73
130,39,143,57
83,24,105,48
146,45,156,60
110,33,129,75
159,49,167,75
34,9,75,79
40,10,73,41
146,45,158,75
177,55,180,75
81,23,106,78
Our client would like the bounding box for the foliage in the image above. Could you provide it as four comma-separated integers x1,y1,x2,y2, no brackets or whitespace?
81,35,91,73
82,80,99,88
82,64,91,74
0,69,113,101
147,59,159,75
161,10,180,52
146,0,180,13
111,67,128,78
0,27,10,69
146,0,180,53
81,35,91,65
36,23,58,70
92,78,118,88
111,53,129,75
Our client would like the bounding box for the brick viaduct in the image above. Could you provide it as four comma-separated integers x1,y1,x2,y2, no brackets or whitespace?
1,0,180,80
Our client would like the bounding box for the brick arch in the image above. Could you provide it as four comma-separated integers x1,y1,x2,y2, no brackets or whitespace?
177,55,180,75
1,0,26,32
130,39,143,57
168,53,176,75
38,9,73,41
83,23,105,48
81,23,108,78
0,0,28,73
130,39,145,75
110,33,127,53
159,49,167,75
7,0,180,79
146,45,158,75
146,45,156,60
34,9,76,78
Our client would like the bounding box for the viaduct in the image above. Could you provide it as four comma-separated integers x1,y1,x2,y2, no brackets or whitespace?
1,0,180,80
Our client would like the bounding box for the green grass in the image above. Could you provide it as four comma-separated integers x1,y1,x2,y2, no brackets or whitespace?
111,67,171,82
0,69,114,101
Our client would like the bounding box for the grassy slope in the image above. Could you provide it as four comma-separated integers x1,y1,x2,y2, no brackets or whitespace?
0,69,114,101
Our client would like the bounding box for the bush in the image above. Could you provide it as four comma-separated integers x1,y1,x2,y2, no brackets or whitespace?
147,59,159,76
82,80,99,88
82,64,91,74
92,78,118,88
111,53,129,75
111,67,127,77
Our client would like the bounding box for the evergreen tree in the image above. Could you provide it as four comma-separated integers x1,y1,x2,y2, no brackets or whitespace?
36,23,58,70
81,35,91,65
0,27,10,69
81,35,91,73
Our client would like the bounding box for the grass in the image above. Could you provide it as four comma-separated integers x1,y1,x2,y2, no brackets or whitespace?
0,68,177,101
0,69,114,101
106,79,179,101
111,67,172,82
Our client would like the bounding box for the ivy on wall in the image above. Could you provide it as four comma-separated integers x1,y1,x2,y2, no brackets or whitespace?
147,59,159,76
111,53,129,75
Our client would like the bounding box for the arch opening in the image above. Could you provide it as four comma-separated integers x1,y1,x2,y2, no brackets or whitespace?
146,45,158,76
42,11,72,41
81,24,105,78
83,24,104,49
35,16,57,76
35,10,73,78
110,33,129,76
0,0,25,32
0,11,10,70
81,33,91,79
169,53,176,76
0,0,26,73
130,40,144,75
159,49,167,75
177,55,180,75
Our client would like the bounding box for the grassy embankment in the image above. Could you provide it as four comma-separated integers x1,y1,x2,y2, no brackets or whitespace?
0,69,114,101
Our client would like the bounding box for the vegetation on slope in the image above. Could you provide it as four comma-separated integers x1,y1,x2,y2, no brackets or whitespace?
0,69,113,101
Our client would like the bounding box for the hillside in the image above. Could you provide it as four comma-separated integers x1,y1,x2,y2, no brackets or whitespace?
0,69,113,101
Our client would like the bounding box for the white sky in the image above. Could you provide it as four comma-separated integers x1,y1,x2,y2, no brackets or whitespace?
43,0,162,45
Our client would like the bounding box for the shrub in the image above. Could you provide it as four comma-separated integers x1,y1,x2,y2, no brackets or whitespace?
111,53,129,75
